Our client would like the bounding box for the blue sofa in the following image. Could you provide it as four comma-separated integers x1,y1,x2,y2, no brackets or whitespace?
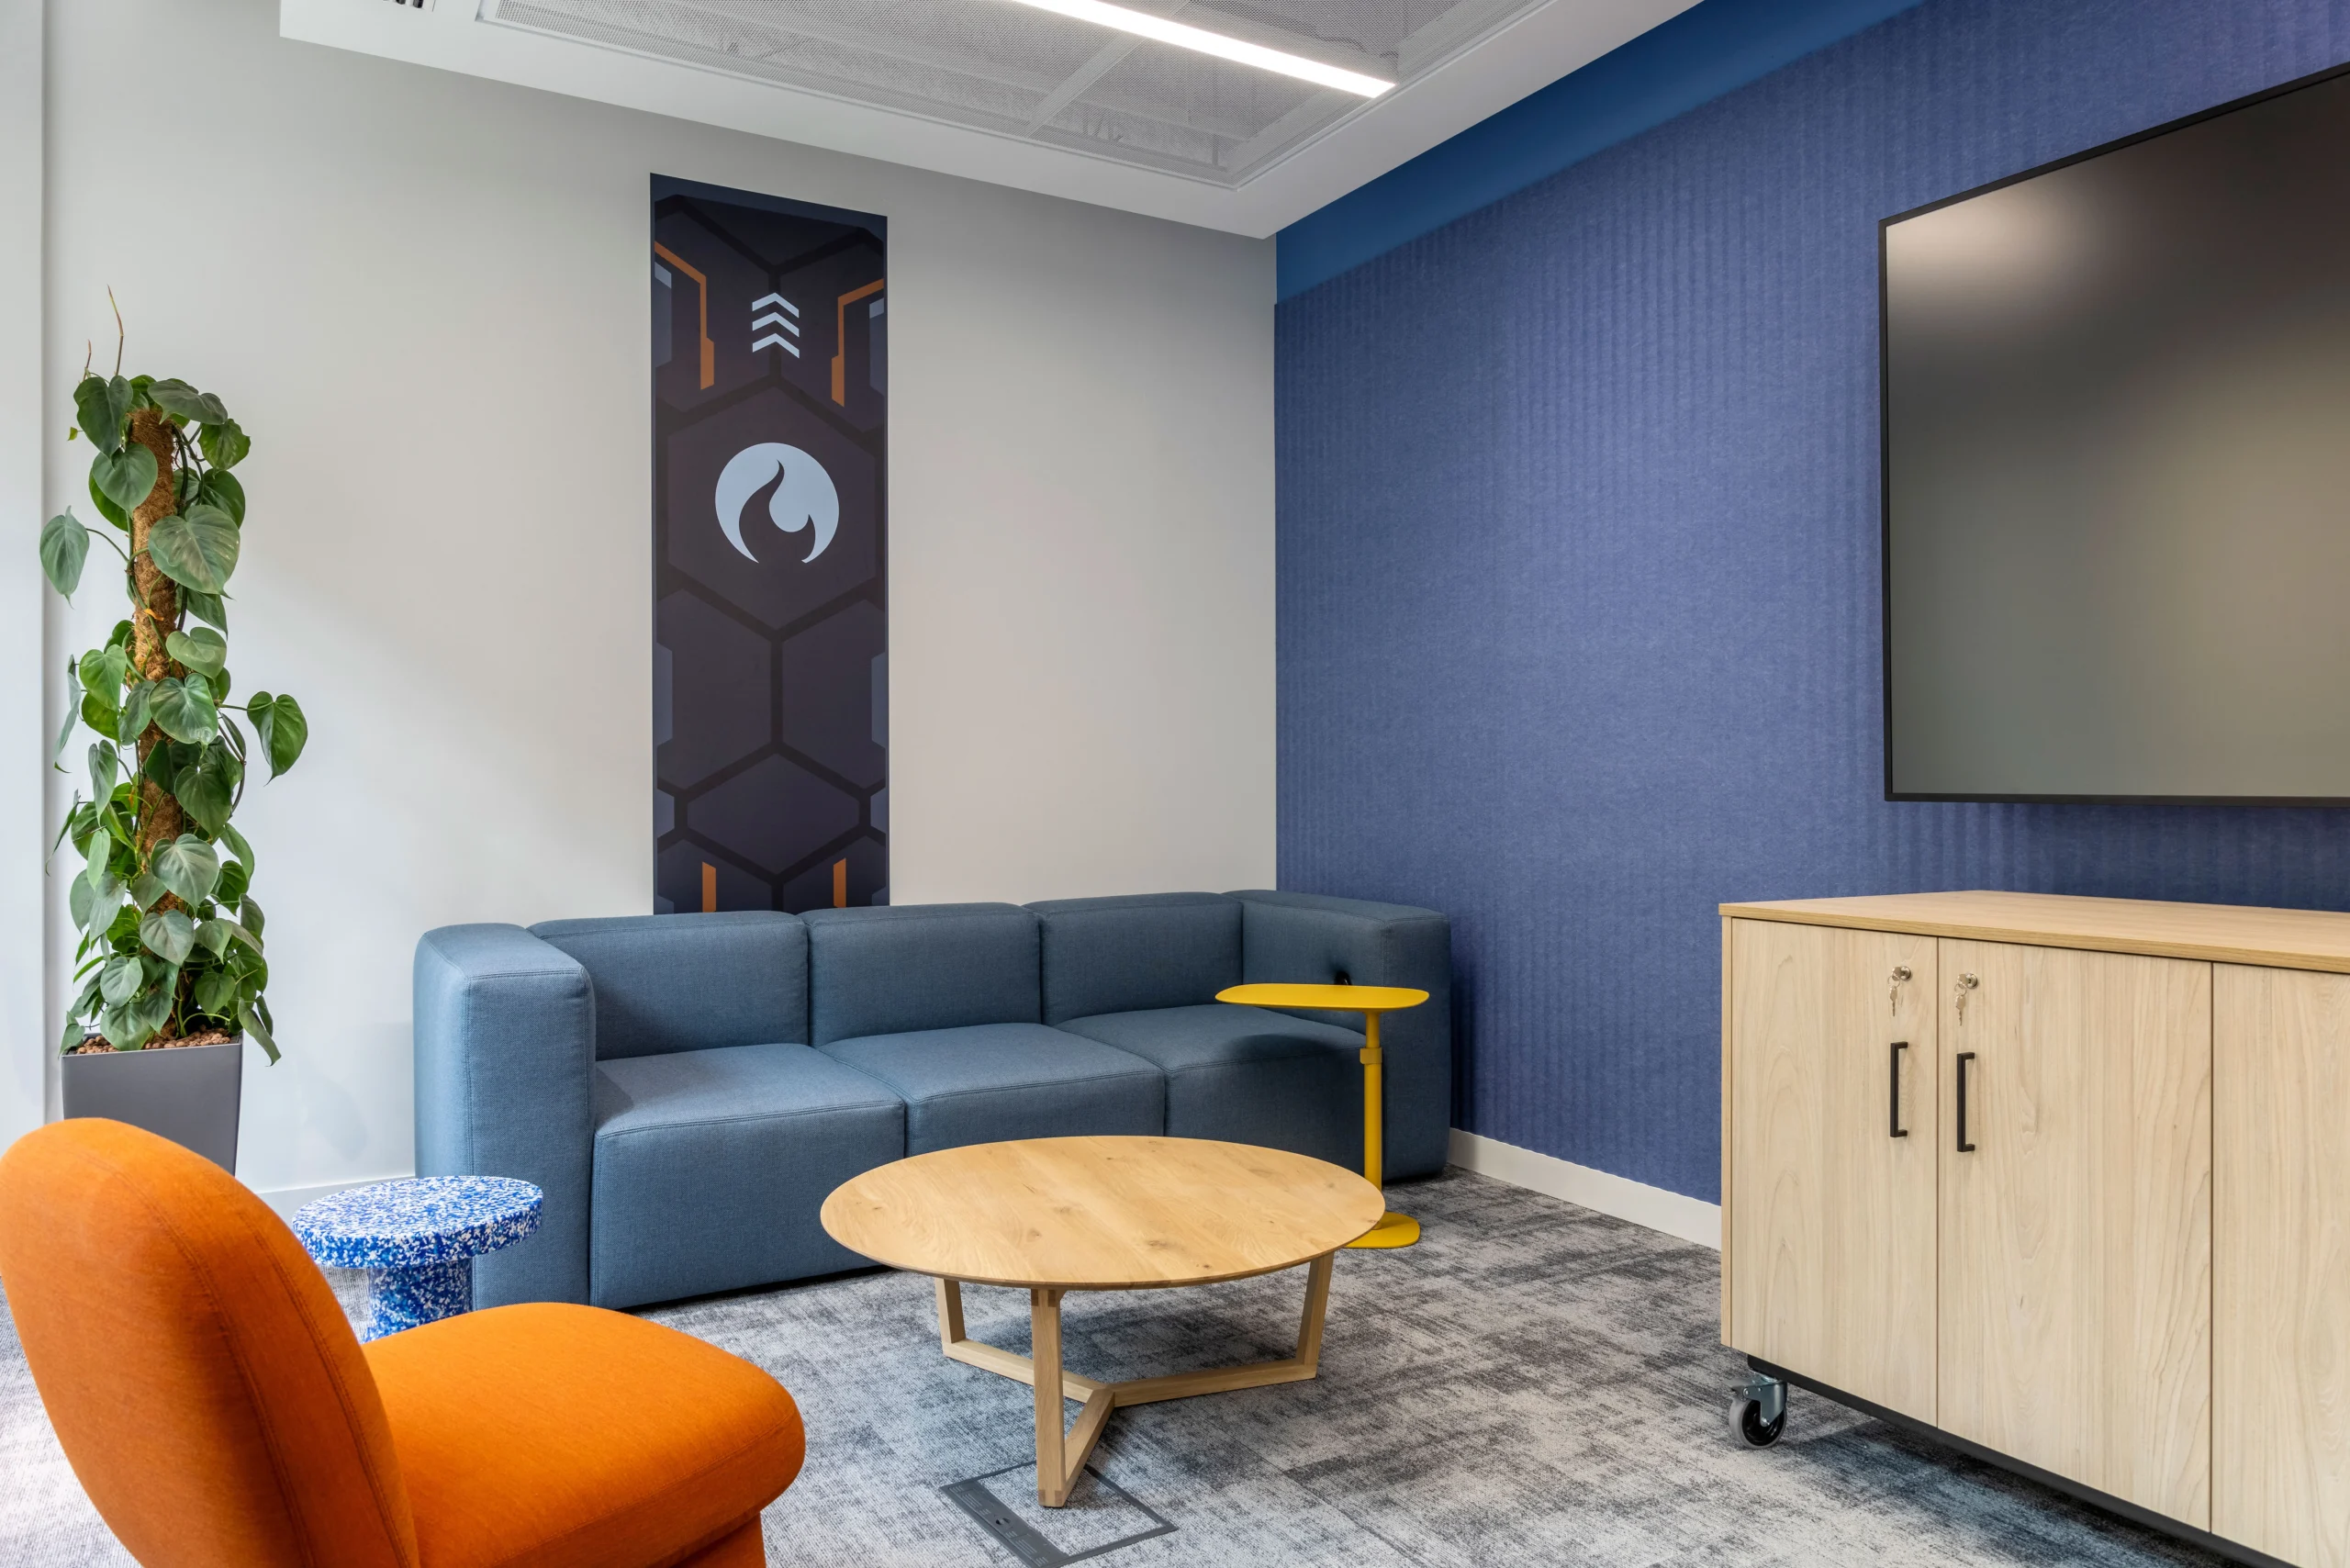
413,890,1450,1310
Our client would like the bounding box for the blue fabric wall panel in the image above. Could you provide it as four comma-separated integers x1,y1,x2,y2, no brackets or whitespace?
1276,0,2350,1204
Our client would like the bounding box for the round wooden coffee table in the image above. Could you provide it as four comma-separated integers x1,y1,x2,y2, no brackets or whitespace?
820,1136,1383,1506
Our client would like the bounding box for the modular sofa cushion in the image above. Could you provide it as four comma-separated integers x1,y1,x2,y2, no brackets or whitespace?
817,1023,1162,1155
803,904,1040,1046
1057,1003,1363,1170
590,1042,904,1308
531,912,809,1060
1028,893,1242,1025
414,924,596,1306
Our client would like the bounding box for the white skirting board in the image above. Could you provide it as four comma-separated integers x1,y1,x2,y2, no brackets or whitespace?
1448,1129,1721,1250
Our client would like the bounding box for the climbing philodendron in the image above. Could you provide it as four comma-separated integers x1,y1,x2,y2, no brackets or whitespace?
39,326,308,1060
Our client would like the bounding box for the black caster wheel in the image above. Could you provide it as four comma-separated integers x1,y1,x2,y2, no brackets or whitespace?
1729,1389,1786,1447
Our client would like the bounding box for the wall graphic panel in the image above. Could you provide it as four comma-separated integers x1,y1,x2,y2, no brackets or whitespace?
653,177,887,913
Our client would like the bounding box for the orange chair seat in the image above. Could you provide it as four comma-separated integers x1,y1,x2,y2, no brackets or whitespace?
364,1303,804,1568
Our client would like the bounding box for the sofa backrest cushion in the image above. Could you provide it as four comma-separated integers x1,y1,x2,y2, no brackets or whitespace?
1027,893,1242,1025
530,913,808,1060
804,903,1041,1045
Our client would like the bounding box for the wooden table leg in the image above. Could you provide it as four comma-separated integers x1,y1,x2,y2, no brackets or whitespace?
935,1277,965,1350
1032,1287,1069,1506
1295,1251,1334,1372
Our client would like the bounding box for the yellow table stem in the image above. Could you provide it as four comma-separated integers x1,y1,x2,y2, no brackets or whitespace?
1348,1008,1419,1249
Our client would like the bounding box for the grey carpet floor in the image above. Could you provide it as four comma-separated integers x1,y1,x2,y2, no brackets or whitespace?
1,1168,2226,1566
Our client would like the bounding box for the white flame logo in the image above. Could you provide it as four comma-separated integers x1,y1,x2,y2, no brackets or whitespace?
714,443,838,564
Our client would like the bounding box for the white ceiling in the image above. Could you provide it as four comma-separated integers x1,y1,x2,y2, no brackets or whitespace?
283,0,1695,236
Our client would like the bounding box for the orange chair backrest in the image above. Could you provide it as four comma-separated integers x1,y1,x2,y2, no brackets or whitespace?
0,1118,420,1568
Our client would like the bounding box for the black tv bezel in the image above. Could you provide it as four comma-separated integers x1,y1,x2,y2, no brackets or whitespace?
1877,56,2350,809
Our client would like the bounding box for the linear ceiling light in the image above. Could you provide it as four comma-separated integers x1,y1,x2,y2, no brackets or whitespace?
997,0,1394,96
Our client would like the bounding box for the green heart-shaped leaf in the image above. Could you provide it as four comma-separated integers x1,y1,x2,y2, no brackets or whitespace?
250,691,308,777
199,419,250,471
215,857,250,909
40,512,89,598
222,822,256,879
116,681,151,746
73,377,127,455
130,872,169,912
83,645,129,699
195,967,241,1018
181,589,229,632
146,379,230,426
89,741,118,807
145,503,240,595
87,473,129,531
241,1002,278,1064
165,627,228,677
197,469,245,525
57,686,84,762
92,443,159,513
99,953,146,1007
172,745,239,835
140,908,196,965
152,834,221,908
150,675,218,745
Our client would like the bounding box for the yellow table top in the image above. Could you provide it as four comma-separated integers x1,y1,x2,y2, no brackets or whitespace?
1216,983,1429,1013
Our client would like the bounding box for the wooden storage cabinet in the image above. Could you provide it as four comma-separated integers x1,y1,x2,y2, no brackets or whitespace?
1934,941,2210,1526
1723,892,2350,1567
2214,966,2350,1568
1724,919,1937,1421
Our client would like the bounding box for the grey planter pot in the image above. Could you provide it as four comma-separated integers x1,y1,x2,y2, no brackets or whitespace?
61,1039,243,1172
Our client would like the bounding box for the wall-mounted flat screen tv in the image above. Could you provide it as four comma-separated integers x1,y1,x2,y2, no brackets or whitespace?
1883,63,2350,804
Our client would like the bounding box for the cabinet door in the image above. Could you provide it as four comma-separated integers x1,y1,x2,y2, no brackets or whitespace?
2214,965,2350,1568
1726,918,1938,1420
1937,940,2210,1526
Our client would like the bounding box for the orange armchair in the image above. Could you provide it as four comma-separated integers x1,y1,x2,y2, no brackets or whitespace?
0,1119,805,1568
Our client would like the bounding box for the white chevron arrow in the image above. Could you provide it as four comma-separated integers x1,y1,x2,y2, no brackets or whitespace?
750,292,800,316
752,311,800,335
753,333,802,357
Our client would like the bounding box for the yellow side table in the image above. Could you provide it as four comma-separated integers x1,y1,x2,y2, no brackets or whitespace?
1214,982,1430,1249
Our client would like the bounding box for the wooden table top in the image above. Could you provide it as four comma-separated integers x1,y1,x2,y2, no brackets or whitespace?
819,1136,1386,1291
1718,890,2350,974
1216,983,1429,1013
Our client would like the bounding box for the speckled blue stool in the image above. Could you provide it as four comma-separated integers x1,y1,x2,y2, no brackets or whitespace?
292,1177,542,1342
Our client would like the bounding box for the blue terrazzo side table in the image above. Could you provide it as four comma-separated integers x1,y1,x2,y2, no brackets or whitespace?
292,1177,542,1342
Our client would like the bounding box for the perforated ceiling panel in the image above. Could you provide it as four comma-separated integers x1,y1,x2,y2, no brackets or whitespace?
486,0,1552,184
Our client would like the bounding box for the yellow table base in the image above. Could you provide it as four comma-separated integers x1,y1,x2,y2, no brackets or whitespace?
1348,1212,1420,1249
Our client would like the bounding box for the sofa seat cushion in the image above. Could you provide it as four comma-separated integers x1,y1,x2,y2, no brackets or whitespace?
1057,1004,1364,1170
365,1302,803,1568
816,1023,1163,1155
591,1043,904,1308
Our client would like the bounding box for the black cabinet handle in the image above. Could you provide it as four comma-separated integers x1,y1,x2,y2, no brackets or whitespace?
1889,1040,1909,1138
1955,1050,1977,1153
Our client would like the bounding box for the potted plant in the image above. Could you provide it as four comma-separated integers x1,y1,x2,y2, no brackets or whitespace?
38,321,308,1173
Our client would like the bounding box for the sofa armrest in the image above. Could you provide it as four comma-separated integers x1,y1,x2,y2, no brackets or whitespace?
413,924,595,1306
1226,890,1453,1181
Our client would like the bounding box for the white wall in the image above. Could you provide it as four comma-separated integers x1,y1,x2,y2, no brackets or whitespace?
2,0,45,1153
37,0,1276,1195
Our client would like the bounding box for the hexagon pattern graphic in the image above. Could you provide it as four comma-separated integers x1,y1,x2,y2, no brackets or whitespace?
653,177,887,913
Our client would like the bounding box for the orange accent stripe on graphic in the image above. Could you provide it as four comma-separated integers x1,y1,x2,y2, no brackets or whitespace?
700,862,718,913
832,858,848,909
832,279,885,405
655,241,716,389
